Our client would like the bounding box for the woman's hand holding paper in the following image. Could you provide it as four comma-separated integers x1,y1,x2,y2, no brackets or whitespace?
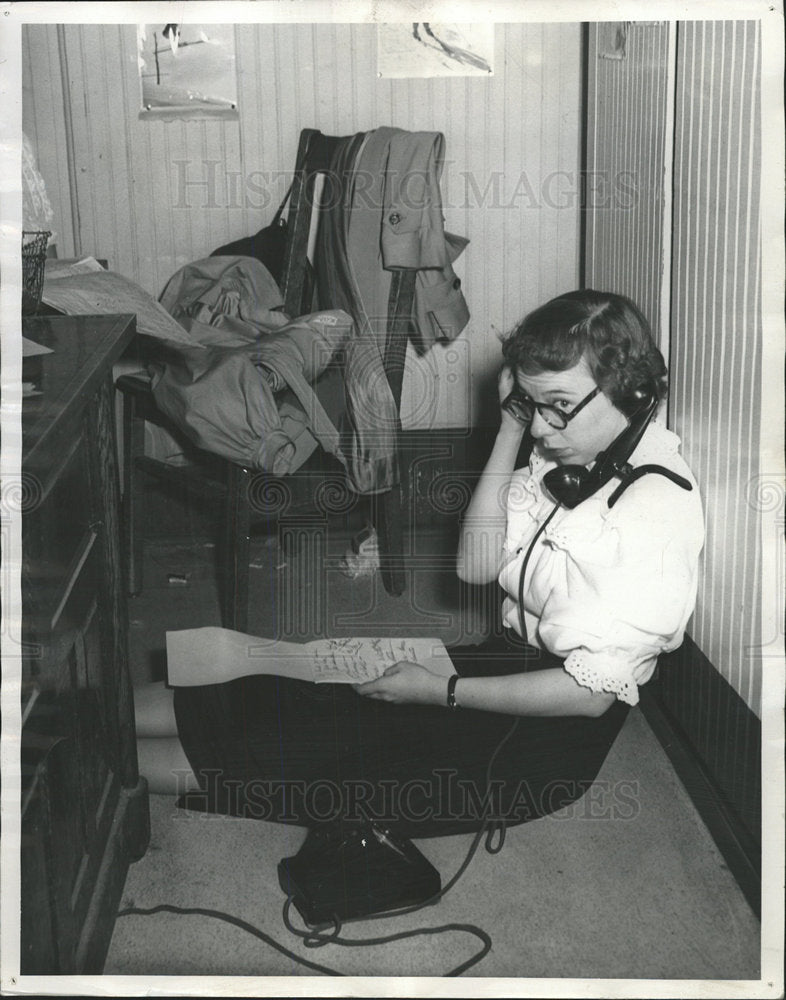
354,661,446,705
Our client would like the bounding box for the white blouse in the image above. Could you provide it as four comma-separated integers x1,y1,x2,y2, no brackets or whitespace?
498,422,705,706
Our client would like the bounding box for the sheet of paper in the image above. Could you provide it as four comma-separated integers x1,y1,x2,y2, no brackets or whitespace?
40,270,202,348
310,636,454,684
22,337,53,357
166,628,454,687
44,256,105,280
166,627,314,686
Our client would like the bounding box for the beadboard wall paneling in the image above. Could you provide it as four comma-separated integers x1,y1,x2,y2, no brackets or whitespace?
668,20,762,715
583,20,763,717
584,22,672,347
582,19,764,872
22,22,582,429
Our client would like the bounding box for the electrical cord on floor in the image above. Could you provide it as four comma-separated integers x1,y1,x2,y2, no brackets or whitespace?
279,714,521,975
117,900,492,977
117,695,522,975
115,902,343,976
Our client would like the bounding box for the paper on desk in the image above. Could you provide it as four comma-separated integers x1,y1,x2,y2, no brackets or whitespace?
40,270,202,348
44,256,105,280
166,626,454,687
22,337,53,357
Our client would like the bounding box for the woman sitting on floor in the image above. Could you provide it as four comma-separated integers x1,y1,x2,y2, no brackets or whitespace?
134,289,704,838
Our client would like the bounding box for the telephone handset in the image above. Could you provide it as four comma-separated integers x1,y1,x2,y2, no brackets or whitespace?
542,386,692,509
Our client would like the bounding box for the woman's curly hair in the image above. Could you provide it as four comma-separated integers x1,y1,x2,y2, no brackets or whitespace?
501,290,668,416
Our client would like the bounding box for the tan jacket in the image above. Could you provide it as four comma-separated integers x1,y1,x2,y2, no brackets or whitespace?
375,127,470,352
153,256,353,475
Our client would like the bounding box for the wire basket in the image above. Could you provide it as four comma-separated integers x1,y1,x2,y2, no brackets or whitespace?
22,231,51,315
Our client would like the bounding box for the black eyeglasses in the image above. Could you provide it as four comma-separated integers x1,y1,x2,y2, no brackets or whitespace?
501,384,601,429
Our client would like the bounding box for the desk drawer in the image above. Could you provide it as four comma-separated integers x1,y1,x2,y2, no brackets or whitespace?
23,430,97,631
25,530,102,685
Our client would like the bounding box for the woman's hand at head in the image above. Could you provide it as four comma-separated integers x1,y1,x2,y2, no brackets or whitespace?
498,364,527,434
498,364,516,405
354,661,446,706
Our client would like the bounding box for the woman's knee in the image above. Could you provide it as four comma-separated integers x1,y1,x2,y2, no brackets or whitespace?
137,736,199,795
133,682,178,737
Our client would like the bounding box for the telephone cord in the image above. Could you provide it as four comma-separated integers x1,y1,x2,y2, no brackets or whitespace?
117,712,522,976
516,501,561,646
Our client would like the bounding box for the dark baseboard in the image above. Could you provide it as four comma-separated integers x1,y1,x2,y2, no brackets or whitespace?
641,637,761,919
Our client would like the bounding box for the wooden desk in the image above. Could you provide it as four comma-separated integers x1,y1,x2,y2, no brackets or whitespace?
20,314,150,974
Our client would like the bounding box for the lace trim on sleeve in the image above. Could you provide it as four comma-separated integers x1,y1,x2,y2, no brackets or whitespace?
564,649,640,707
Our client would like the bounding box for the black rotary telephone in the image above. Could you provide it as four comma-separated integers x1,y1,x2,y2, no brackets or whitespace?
542,385,692,509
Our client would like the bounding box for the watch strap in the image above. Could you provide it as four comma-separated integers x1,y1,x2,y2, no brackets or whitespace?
447,673,459,710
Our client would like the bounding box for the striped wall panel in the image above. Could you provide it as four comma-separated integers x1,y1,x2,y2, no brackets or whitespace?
584,22,672,349
584,20,763,717
582,17,764,866
21,22,582,429
668,20,762,716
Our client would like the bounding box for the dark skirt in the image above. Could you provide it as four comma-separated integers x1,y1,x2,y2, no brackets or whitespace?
173,632,629,838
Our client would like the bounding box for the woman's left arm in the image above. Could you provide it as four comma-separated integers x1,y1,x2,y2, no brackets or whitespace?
358,472,703,718
355,662,615,717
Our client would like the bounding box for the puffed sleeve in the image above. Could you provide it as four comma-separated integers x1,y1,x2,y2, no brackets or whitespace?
536,474,704,706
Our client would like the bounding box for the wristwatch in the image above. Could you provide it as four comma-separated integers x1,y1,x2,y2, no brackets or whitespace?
447,674,459,710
